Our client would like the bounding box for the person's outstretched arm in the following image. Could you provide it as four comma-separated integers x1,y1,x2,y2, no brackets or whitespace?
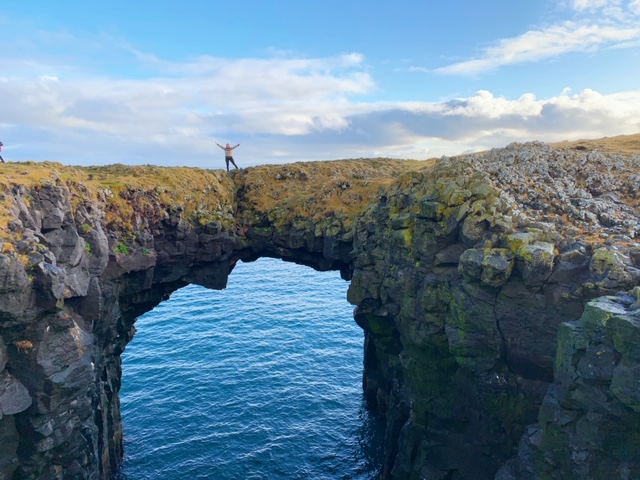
232,144,240,150
216,143,225,149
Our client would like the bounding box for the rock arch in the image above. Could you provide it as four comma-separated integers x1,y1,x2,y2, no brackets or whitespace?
1,145,640,479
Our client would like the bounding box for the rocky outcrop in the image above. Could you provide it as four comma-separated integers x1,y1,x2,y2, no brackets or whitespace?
0,141,639,479
497,289,640,479
345,144,640,479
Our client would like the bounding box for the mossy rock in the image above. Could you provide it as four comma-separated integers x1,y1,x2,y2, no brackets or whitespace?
515,241,555,287
447,287,501,372
581,296,627,341
610,359,640,412
438,181,472,207
609,312,640,362
459,248,515,288
481,249,515,287
555,321,588,384
419,199,445,220
590,248,625,275
590,247,634,290
504,231,541,254
468,180,496,199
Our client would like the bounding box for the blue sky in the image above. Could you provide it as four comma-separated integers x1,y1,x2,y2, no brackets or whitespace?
1,0,639,167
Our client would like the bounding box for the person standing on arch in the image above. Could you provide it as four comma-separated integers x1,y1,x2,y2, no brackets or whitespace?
216,142,240,172
0,141,4,163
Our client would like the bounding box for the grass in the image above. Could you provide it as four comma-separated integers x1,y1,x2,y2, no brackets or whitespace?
234,158,429,227
1,133,639,241
114,242,129,255
550,133,640,156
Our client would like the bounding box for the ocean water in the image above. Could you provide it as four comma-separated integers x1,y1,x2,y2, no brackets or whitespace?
117,257,385,479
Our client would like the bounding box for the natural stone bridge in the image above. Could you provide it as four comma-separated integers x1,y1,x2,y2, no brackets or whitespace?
1,139,639,479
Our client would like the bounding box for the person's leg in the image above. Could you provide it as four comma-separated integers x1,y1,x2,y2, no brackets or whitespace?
0,155,4,163
229,157,239,169
225,157,230,172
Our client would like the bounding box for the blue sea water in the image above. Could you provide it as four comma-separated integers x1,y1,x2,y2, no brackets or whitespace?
117,257,385,479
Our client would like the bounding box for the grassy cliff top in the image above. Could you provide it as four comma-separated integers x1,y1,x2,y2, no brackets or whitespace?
233,158,428,226
1,133,639,238
0,162,236,233
550,134,640,156
0,158,427,236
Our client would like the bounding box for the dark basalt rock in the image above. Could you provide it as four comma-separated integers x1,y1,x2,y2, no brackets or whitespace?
0,142,639,479
0,371,31,415
496,291,640,480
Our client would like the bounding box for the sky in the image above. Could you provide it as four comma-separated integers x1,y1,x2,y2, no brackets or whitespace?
1,0,639,168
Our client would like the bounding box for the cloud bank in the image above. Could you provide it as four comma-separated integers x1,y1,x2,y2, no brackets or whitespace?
0,23,639,166
2,63,638,166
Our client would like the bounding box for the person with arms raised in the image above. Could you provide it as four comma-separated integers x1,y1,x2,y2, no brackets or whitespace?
216,142,240,172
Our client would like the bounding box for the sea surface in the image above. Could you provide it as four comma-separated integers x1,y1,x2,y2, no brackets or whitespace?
117,257,385,479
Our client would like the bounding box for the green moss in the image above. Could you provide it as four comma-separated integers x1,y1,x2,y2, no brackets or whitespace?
535,425,571,476
398,291,417,324
447,286,502,371
609,314,640,362
114,242,130,255
448,291,468,347
402,228,413,247
402,338,458,411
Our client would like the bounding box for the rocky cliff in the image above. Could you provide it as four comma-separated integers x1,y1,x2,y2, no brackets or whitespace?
0,136,639,479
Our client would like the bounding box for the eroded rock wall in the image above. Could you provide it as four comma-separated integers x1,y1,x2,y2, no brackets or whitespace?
347,147,640,479
0,181,246,479
0,184,105,480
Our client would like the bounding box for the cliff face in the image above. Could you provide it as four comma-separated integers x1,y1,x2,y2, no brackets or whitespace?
346,144,640,479
0,140,639,479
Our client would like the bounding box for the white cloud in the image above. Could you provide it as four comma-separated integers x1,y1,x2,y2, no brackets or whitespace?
443,91,543,119
0,52,375,141
434,0,640,76
435,22,640,75
304,87,640,161
572,0,617,10
407,66,430,74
